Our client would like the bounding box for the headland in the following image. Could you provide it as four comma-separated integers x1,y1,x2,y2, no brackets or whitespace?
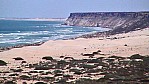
0,12,149,84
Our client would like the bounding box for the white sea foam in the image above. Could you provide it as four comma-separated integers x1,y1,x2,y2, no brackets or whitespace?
0,20,110,47
84,27,111,31
0,40,19,43
57,29,73,33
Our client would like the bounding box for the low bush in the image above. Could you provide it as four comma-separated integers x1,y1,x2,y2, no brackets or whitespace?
129,54,144,59
20,75,30,80
0,60,7,66
4,81,16,84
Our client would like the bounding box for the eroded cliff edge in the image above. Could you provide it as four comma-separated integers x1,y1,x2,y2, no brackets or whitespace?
64,12,149,35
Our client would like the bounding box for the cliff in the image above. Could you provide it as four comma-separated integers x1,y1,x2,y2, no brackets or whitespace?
65,12,149,34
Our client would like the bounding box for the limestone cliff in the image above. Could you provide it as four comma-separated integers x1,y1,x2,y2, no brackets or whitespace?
65,12,149,34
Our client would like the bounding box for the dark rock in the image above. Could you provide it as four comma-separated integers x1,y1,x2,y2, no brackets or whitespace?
22,82,27,84
29,71,38,73
113,37,118,39
54,73,63,77
60,56,65,58
0,60,7,66
13,57,24,60
97,50,101,52
81,53,94,56
124,44,128,46
10,69,23,72
21,61,27,63
64,57,74,60
9,73,19,76
42,56,53,60
108,56,125,60
92,52,99,55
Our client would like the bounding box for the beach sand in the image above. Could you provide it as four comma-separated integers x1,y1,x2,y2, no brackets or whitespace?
0,28,149,84
0,28,149,63
0,28,149,62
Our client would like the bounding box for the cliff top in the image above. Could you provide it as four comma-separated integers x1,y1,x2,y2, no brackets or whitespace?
69,12,149,18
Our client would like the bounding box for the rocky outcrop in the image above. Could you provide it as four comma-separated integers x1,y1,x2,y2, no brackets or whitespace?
65,12,149,34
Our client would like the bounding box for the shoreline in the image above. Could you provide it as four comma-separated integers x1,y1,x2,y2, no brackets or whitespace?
0,18,67,21
0,41,45,52
0,27,149,58
0,28,108,52
0,26,147,52
0,27,149,84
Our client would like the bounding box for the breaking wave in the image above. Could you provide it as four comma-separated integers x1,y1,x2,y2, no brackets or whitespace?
0,20,110,47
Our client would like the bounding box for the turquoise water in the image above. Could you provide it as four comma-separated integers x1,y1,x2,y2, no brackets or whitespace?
0,20,110,47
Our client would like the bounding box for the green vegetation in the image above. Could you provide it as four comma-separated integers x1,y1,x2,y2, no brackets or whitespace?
129,54,144,59
1,54,149,84
4,81,16,84
53,70,63,74
34,66,50,70
0,60,7,66
81,64,97,69
20,75,30,80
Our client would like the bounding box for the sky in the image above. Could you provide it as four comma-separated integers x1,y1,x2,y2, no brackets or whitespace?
0,0,149,18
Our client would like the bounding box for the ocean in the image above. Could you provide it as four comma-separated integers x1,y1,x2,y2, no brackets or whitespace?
0,19,110,48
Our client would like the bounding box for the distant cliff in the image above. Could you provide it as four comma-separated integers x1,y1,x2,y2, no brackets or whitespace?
65,12,149,34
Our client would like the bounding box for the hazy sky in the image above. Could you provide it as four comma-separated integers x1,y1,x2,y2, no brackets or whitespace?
0,0,149,18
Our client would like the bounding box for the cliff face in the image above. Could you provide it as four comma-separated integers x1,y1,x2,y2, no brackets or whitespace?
65,12,149,34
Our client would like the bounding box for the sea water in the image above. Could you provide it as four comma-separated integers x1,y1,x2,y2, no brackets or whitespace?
0,19,110,48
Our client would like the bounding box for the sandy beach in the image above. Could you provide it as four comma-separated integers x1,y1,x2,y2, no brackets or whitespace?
0,28,149,63
0,28,149,84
